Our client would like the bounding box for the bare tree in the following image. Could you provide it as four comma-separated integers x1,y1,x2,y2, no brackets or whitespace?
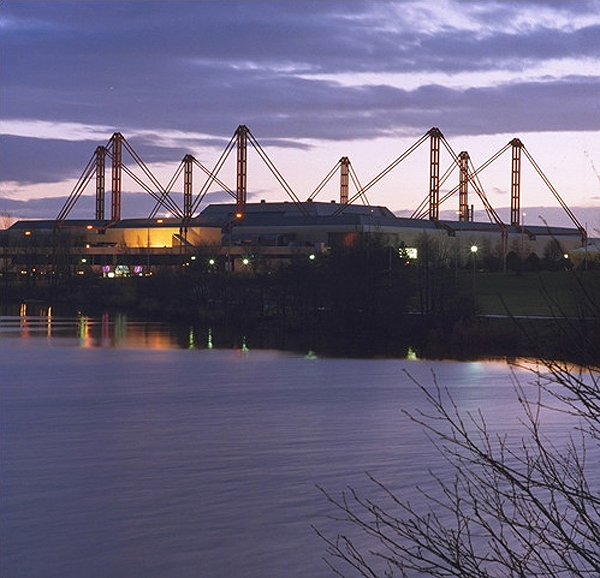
316,303,600,577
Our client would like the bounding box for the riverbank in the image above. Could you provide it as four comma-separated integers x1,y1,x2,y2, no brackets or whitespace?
2,269,598,361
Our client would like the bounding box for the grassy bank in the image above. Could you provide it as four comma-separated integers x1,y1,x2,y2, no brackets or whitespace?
471,270,600,317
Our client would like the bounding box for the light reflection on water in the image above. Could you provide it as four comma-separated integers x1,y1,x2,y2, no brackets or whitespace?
1,307,195,350
3,303,417,357
0,313,593,578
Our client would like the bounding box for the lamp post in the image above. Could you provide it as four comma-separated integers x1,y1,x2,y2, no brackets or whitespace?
470,244,478,299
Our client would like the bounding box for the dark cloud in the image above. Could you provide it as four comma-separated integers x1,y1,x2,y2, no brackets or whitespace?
1,190,234,221
2,0,599,190
0,134,198,184
1,194,95,221
0,136,99,184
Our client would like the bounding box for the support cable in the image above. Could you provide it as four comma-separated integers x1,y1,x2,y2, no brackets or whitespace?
469,158,504,226
333,130,431,216
102,148,183,218
410,134,460,219
348,162,368,205
412,138,510,223
149,159,186,219
56,152,98,222
307,159,341,201
121,138,169,196
190,133,238,216
191,157,236,198
521,145,586,240
246,130,309,215
117,136,183,218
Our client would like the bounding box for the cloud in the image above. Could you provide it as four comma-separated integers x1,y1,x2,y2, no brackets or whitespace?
4,1,600,138
0,136,100,184
0,190,234,221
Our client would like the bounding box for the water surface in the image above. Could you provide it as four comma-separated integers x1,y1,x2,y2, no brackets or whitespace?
0,313,581,578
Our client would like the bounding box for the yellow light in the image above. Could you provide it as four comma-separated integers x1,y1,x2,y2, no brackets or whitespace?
235,212,243,219
86,224,93,230
24,230,31,236
156,218,164,224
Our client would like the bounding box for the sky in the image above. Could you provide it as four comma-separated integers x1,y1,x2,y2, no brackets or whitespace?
1,0,600,228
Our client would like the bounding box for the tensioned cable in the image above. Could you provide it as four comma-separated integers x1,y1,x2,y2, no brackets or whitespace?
333,130,431,216
247,130,309,215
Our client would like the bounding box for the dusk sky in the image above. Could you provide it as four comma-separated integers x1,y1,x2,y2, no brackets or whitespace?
1,0,600,226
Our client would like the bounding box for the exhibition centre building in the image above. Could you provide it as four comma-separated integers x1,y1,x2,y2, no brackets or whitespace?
1,200,586,277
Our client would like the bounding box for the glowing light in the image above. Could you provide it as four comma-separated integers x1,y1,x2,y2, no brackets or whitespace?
24,230,31,236
235,212,243,219
208,258,216,266
156,218,164,224
242,258,250,266
406,346,418,360
86,224,93,230
309,254,316,261
470,245,478,253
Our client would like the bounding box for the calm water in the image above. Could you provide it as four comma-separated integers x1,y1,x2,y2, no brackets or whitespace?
0,311,585,577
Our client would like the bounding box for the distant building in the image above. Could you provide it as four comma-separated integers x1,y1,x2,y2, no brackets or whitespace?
0,201,587,277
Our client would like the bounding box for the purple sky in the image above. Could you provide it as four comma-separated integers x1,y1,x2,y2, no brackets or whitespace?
1,0,600,226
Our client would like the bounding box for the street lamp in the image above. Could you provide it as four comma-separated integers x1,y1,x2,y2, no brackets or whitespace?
470,244,478,296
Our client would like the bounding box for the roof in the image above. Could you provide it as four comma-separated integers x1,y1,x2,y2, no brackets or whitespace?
6,201,583,238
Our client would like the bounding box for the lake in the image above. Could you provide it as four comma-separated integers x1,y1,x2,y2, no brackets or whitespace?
0,309,586,577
